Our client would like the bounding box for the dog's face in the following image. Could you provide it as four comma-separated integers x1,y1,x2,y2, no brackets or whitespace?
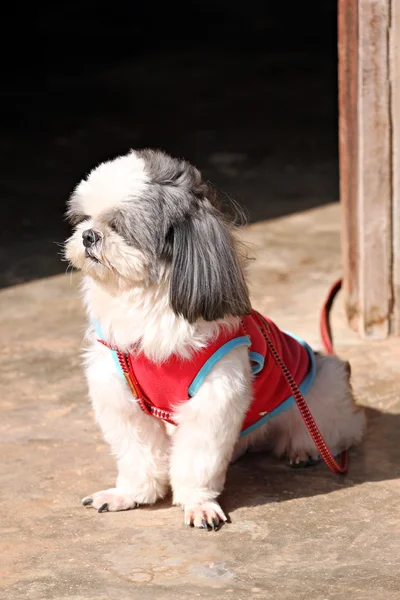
65,149,251,323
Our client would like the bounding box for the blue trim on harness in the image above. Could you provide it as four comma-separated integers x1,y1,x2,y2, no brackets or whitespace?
93,321,125,378
249,351,264,375
239,332,316,438
93,320,316,439
188,336,251,397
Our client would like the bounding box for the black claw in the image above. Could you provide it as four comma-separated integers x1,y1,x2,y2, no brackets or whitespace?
211,518,218,531
200,519,209,529
82,498,93,506
98,503,108,513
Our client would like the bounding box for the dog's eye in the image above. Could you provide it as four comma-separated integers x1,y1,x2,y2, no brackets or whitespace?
109,220,120,234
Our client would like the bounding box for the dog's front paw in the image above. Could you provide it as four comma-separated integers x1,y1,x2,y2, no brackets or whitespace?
82,488,139,512
184,501,228,530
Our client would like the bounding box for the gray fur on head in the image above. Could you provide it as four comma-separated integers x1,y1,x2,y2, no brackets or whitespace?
169,207,251,323
136,150,250,322
66,148,251,322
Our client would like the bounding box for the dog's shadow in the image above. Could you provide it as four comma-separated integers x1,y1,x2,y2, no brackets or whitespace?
220,407,400,512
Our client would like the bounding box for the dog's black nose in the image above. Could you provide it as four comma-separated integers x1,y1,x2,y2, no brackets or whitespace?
82,229,100,248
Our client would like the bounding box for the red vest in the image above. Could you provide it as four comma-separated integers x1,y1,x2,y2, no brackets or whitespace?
98,310,315,437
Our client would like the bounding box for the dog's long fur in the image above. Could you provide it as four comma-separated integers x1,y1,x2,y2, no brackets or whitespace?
65,149,365,528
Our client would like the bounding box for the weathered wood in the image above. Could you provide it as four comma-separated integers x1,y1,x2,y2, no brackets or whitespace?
338,0,359,331
390,0,400,334
358,0,392,338
339,0,392,338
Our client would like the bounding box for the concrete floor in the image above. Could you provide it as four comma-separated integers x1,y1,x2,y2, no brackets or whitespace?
2,203,400,600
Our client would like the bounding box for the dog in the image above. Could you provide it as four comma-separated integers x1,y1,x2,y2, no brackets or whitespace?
64,148,365,529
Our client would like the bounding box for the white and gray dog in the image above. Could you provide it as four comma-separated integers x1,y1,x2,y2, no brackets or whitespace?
65,149,365,529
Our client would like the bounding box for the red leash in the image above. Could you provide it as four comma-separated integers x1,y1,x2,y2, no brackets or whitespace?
254,278,348,475
320,278,343,355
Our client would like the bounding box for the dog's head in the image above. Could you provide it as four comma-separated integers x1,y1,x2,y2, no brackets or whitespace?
65,149,251,323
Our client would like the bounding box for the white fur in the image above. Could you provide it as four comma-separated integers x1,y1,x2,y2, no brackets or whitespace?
82,276,239,362
75,152,149,217
83,335,170,507
65,151,365,528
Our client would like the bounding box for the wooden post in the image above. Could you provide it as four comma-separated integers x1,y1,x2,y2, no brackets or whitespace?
391,0,400,334
338,0,359,331
339,0,393,338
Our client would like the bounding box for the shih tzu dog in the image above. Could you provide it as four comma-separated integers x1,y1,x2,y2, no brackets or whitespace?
65,149,365,530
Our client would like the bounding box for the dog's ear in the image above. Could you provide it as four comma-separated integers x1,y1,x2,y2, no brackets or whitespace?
169,209,251,323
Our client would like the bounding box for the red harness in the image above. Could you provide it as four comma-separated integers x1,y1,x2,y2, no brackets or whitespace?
99,311,312,431
98,283,348,474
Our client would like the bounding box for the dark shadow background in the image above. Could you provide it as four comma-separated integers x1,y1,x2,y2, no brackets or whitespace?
1,1,338,288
